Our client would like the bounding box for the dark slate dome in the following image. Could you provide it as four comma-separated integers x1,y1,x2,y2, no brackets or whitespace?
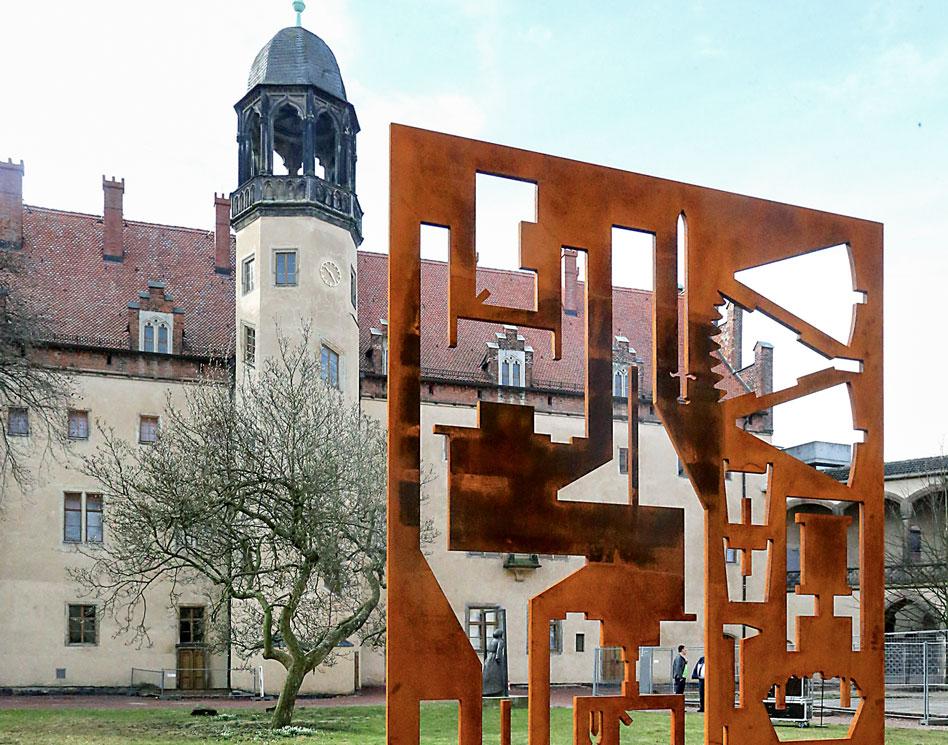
247,26,347,100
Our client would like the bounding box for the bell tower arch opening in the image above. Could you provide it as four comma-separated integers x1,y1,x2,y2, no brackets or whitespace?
272,102,305,176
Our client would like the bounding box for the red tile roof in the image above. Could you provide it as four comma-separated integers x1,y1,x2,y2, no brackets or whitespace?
19,206,234,355
357,250,668,396
15,207,749,397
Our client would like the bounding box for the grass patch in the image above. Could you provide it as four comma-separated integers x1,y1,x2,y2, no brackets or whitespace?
0,703,941,744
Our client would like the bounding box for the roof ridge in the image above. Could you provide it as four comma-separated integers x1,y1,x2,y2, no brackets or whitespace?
25,205,214,235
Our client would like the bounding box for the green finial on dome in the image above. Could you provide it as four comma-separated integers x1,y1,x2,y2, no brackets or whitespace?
293,1,305,27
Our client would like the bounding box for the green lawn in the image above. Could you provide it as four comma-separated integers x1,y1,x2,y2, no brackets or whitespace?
0,703,941,744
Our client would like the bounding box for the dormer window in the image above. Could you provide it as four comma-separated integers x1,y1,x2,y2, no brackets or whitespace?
499,350,526,388
140,311,174,354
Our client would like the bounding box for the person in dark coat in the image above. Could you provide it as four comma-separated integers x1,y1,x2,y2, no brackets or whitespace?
692,655,706,712
672,645,688,695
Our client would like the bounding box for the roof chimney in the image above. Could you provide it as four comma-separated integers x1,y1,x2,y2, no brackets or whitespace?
102,176,125,262
0,159,24,250
214,194,232,274
562,248,579,316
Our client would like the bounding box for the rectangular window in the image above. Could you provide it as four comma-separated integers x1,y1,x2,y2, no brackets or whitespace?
350,266,357,308
139,415,159,444
242,255,255,294
67,604,96,645
618,447,629,475
67,410,89,440
275,250,298,286
64,493,83,542
6,407,29,436
244,325,256,368
85,494,103,543
179,606,205,644
466,605,500,658
575,632,585,653
549,620,563,655
725,547,739,564
320,344,340,389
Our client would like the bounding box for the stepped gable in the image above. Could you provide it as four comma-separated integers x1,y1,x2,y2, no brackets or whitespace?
357,250,699,398
17,206,235,355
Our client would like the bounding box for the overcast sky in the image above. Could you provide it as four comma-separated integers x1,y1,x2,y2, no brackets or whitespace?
2,1,946,460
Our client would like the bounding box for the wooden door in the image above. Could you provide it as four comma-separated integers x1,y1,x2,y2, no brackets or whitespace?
177,648,206,690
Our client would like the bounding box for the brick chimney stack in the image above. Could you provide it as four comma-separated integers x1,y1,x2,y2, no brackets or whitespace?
102,176,125,262
0,159,24,250
562,248,579,316
214,194,232,274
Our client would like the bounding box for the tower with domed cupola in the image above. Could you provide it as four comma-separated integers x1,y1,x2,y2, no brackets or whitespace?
231,5,361,399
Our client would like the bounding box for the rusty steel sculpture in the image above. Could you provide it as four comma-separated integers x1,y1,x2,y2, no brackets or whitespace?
386,124,883,745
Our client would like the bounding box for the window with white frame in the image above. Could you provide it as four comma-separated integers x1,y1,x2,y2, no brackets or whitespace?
64,491,103,543
242,255,255,294
139,311,173,354
613,368,628,397
498,350,526,388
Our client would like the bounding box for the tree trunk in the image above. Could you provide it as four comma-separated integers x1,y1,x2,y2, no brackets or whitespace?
271,658,309,728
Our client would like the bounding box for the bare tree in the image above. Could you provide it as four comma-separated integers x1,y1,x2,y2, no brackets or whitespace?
0,249,71,490
75,334,387,727
885,460,948,634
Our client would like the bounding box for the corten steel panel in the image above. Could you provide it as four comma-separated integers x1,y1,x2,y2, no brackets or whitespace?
386,124,883,745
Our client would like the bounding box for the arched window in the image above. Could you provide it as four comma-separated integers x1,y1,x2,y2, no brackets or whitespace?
613,369,628,398
313,112,338,181
512,360,521,386
139,311,174,355
272,102,304,176
501,360,510,386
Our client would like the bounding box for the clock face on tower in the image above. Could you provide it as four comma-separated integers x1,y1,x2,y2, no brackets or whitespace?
320,260,342,287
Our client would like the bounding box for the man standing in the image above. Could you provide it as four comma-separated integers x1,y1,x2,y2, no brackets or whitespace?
692,655,706,711
672,645,688,695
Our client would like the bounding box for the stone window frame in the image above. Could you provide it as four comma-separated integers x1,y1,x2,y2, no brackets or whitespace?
465,604,502,659
498,349,526,388
5,406,29,437
178,605,206,645
350,265,357,309
618,447,629,475
243,323,256,368
65,603,98,646
139,415,160,445
273,248,299,287
549,619,564,655
241,254,256,295
63,491,104,544
320,342,341,390
139,310,174,355
613,368,629,398
67,409,90,440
